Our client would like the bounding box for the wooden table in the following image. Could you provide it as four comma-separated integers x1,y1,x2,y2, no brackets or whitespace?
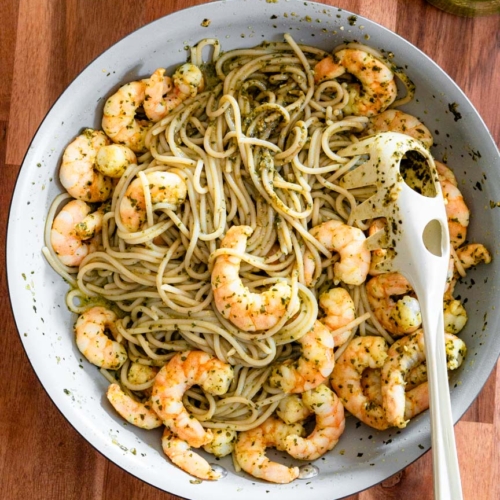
1,1,499,498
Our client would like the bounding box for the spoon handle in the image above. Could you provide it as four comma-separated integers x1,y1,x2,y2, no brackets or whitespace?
420,292,463,500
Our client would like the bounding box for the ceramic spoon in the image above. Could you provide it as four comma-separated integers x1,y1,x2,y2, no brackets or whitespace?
339,132,463,500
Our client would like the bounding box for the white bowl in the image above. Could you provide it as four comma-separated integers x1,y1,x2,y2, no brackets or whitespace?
7,1,500,499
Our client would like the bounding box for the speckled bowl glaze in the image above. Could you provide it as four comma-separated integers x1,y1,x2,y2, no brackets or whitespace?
7,1,500,499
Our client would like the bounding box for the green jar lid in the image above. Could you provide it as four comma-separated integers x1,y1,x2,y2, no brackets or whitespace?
427,0,500,16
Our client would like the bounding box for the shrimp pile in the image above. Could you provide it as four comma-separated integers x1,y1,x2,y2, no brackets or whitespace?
43,35,491,484
331,330,466,430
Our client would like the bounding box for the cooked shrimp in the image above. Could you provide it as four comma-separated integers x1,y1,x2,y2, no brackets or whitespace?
277,395,312,425
403,335,466,414
443,298,467,334
162,428,221,481
367,218,388,275
394,332,466,409
119,171,187,232
106,383,162,429
314,49,397,116
445,333,467,370
211,225,299,332
51,200,103,267
303,250,317,286
381,330,426,428
446,243,491,297
404,382,430,420
364,363,424,396
269,321,335,393
444,255,456,294
360,368,383,406
144,69,173,122
95,144,137,178
284,384,345,460
308,220,371,286
234,416,304,484
435,160,458,186
456,243,492,269
330,336,390,430
126,362,158,397
144,65,204,122
102,80,151,152
364,110,433,148
404,363,429,391
366,273,422,336
381,330,467,428
367,246,466,335
74,202,108,240
319,287,356,347
74,306,128,369
59,129,113,202
151,351,233,448
361,367,430,420
203,428,237,458
442,181,469,248
365,331,465,394
436,165,468,250
127,362,158,385
435,161,470,248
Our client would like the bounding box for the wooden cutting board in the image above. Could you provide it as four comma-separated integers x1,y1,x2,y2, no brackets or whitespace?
0,1,498,499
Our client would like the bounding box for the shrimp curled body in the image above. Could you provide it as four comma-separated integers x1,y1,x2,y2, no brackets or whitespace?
443,298,468,334
319,287,356,347
366,272,422,336
454,243,492,283
51,199,104,267
119,171,187,232
436,161,470,248
102,81,151,152
106,383,162,429
144,65,205,122
330,336,389,430
74,306,128,370
269,321,335,394
162,428,221,481
381,329,467,428
151,351,233,448
234,416,304,484
361,367,430,422
284,384,345,460
211,225,299,331
314,49,397,117
309,219,370,286
365,110,433,149
59,129,113,202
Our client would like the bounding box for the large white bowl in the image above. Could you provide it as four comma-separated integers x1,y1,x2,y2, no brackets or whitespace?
7,1,500,499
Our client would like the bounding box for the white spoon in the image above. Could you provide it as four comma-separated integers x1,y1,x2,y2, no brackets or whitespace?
339,132,463,500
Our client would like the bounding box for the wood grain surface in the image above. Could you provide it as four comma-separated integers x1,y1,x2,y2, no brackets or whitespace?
1,1,499,499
